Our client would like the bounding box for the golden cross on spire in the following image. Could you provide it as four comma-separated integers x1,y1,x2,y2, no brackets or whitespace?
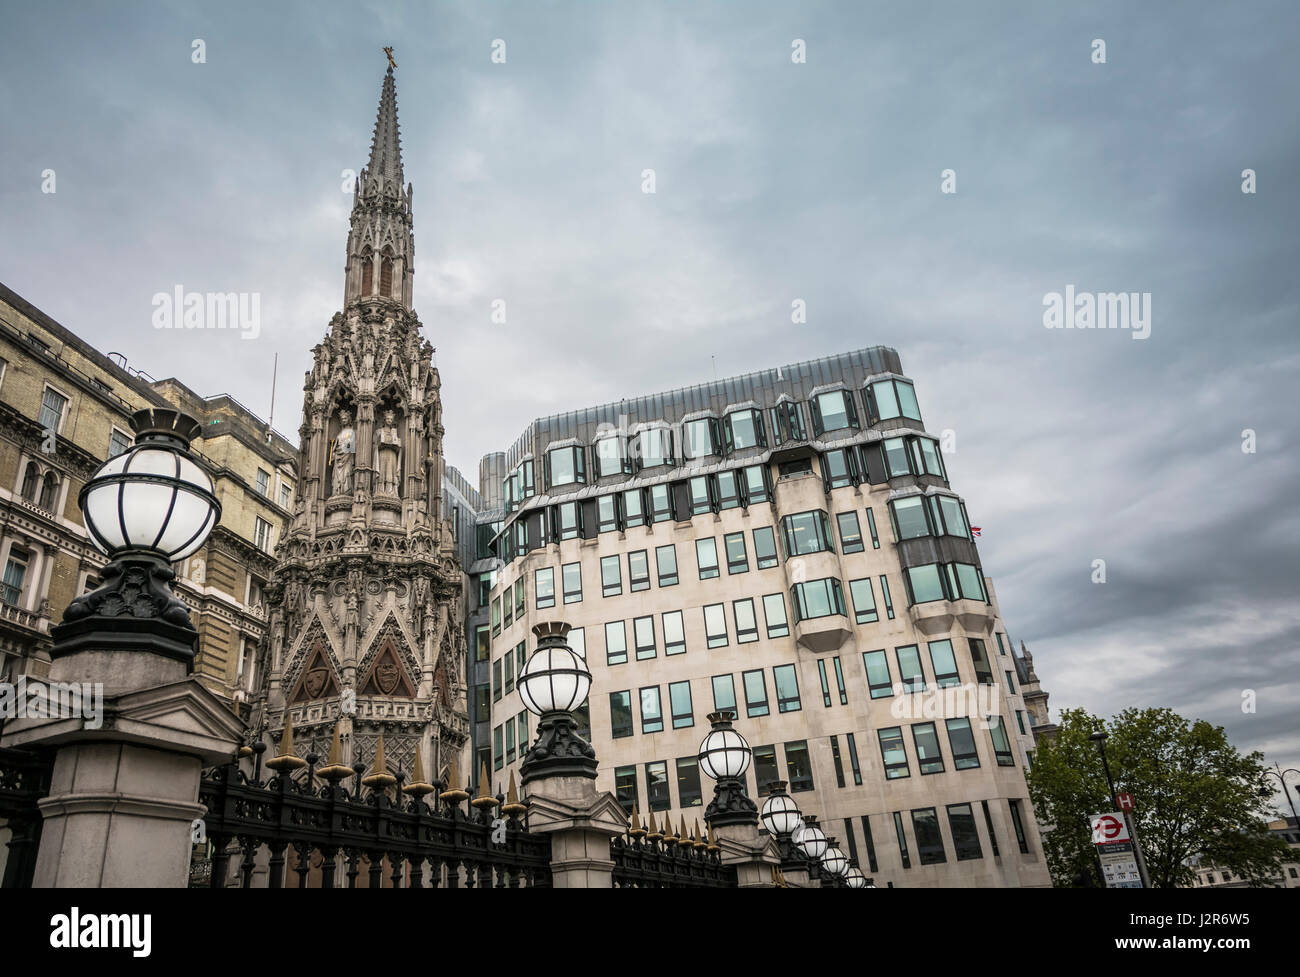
383,46,397,69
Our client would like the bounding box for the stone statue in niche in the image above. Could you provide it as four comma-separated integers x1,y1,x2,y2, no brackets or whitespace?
374,409,402,496
331,410,356,496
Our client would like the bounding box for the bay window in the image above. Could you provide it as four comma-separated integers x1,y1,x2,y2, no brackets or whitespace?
790,577,846,622
865,377,922,424
681,417,719,459
594,435,631,477
546,445,585,488
810,389,860,435
781,509,833,557
633,428,673,470
724,409,766,452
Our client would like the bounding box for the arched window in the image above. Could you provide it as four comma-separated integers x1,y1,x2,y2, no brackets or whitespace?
20,462,39,502
380,250,394,297
360,248,373,295
39,471,59,510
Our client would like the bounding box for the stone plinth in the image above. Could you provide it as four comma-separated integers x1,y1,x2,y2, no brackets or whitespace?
522,773,626,888
712,819,781,888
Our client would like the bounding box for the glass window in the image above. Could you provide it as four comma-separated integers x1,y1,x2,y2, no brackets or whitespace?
704,604,728,648
622,488,644,528
753,527,779,568
882,437,910,478
676,756,703,807
605,621,628,665
912,722,945,774
601,555,622,597
953,563,987,602
862,650,893,699
711,674,737,714
790,578,846,622
1009,800,1030,854
743,669,769,717
516,641,527,679
784,740,813,792
506,720,516,763
845,732,863,786
715,470,741,510
503,587,514,629
774,664,801,713
890,497,930,540
812,389,859,434
569,627,586,659
648,484,673,523
733,598,758,643
562,562,582,604
946,718,980,769
109,428,132,458
628,550,650,592
689,475,713,515
663,610,686,656
655,544,678,586
988,715,1015,766
918,438,946,478
822,448,856,489
609,691,633,738
833,657,848,704
752,745,779,796
598,494,619,533
935,495,970,539
768,400,806,443
640,686,663,733
817,659,832,707
893,812,912,869
555,501,582,540
547,445,585,488
895,644,925,692
635,429,672,469
911,808,947,865
782,510,833,556
742,465,769,505
981,801,1000,857
493,725,504,770
646,761,671,811
669,681,694,729
515,579,525,617
724,532,749,574
947,803,982,861
39,387,68,433
634,616,656,660
491,657,502,701
492,596,502,636
725,409,765,451
878,726,909,779
695,537,720,579
762,593,789,638
969,638,994,684
1016,710,1027,735
535,568,555,609
848,577,878,624
475,625,490,662
836,511,864,553
594,435,628,478
615,765,638,813
866,378,921,423
905,564,945,605
928,639,960,687
865,507,880,548
682,418,718,460
504,653,514,693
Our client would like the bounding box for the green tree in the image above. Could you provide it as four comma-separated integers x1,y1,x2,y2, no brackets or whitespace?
1027,706,1289,887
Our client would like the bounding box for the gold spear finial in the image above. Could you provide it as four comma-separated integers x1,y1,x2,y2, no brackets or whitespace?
440,752,469,806
678,815,693,848
646,810,662,842
502,770,526,817
404,741,434,797
383,46,396,69
265,712,307,772
628,809,646,839
707,823,720,853
361,734,397,789
693,818,707,851
317,723,354,783
472,761,500,810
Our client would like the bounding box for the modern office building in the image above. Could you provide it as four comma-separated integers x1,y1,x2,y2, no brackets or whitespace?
476,349,1053,886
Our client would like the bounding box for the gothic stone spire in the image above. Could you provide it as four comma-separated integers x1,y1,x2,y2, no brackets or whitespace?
344,64,416,308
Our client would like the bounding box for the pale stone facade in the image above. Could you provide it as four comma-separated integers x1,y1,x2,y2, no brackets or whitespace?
478,354,1054,887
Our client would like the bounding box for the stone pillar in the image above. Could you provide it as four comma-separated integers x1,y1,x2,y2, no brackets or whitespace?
711,819,781,888
524,772,626,889
1,647,244,887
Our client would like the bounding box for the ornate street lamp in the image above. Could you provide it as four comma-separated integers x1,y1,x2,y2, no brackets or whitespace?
54,408,220,664
845,864,868,888
759,781,802,837
698,710,758,828
793,814,828,860
518,622,595,784
821,842,849,879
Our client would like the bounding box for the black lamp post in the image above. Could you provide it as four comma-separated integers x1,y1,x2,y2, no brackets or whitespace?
1089,728,1119,807
1261,763,1300,828
1089,726,1150,888
53,408,221,665
517,622,596,784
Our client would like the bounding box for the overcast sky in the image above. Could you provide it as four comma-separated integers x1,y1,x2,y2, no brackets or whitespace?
2,1,1297,808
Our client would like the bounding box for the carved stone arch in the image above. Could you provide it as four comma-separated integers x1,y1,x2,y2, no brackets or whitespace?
360,638,415,697
356,612,422,695
289,641,341,703
282,614,344,697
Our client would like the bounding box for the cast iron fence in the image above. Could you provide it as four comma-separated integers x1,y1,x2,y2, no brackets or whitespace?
609,831,738,888
198,758,552,888
0,745,52,888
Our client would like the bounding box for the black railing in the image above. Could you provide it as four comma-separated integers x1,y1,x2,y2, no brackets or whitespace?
0,746,53,888
609,832,738,888
198,760,552,888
